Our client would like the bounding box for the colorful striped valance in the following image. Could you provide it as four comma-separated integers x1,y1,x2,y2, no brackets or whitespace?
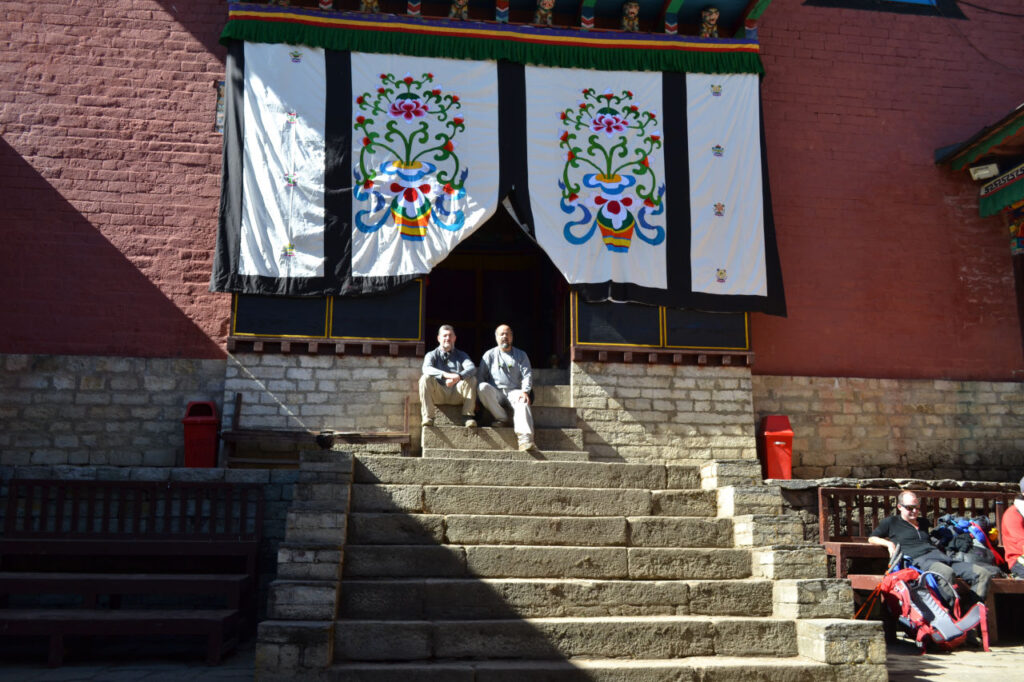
220,4,764,74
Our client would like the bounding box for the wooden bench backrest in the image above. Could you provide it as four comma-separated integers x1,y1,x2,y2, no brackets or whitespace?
818,487,1016,544
3,479,264,543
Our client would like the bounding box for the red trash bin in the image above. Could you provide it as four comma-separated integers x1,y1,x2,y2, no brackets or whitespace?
758,415,793,480
182,401,219,468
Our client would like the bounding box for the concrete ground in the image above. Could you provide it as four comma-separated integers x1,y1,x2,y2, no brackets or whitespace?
1,636,1023,681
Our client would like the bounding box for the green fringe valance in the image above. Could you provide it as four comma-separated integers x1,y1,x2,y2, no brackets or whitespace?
221,4,764,75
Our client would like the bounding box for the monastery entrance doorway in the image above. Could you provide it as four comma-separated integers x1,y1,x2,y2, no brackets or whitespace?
424,208,569,367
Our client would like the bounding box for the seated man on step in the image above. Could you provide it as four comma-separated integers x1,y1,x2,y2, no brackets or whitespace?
420,324,478,428
478,324,535,451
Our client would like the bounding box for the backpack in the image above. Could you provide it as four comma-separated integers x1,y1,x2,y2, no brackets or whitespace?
932,514,1008,571
879,566,989,653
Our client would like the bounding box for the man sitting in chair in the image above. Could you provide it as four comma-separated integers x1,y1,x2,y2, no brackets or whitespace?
478,324,535,451
869,490,998,603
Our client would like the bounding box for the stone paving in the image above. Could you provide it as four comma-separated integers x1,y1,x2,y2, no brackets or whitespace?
1,635,1022,681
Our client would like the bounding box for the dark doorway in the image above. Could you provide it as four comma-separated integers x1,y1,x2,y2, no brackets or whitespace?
424,208,569,367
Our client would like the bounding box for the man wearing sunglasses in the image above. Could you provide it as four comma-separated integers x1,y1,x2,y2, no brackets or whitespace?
868,490,997,604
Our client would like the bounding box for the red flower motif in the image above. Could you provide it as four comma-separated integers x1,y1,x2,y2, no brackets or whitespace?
362,137,371,147
377,87,386,94
431,89,441,97
443,140,454,152
356,96,365,105
453,117,464,126
356,115,366,124
629,105,638,112
363,180,374,189
641,157,650,168
603,93,614,100
650,112,657,120
560,112,567,120
443,183,454,195
403,76,414,84
427,72,434,79
650,134,661,142
388,99,429,121
379,73,387,80
451,95,460,103
590,113,627,137
568,193,579,202
644,198,655,207
419,183,431,194
567,151,575,161
578,103,588,110
625,90,633,97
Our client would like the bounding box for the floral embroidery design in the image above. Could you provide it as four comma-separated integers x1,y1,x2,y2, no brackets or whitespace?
353,72,468,241
558,88,665,253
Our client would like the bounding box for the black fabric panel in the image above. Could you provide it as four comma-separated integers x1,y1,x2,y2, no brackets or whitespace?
209,40,245,293
497,60,534,238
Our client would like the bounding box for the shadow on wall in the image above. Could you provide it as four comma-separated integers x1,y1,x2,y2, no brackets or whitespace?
0,138,224,359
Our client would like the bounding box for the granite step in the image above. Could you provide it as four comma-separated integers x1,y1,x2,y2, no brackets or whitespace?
422,425,584,451
354,455,700,490
420,447,592,461
432,403,577,428
349,484,716,517
322,657,836,682
338,577,774,620
347,513,734,548
332,615,797,661
341,545,752,580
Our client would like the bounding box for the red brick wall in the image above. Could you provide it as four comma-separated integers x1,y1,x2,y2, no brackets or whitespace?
752,0,1024,380
0,0,228,358
3,0,1023,379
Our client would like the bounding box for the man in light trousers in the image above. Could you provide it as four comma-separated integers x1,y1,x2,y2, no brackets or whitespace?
478,324,535,451
419,324,478,428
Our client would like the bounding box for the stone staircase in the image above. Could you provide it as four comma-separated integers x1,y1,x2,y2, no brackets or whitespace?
256,371,886,681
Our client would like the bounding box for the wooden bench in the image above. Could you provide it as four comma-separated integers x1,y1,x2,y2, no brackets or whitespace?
0,479,263,666
818,486,1016,579
818,486,1023,642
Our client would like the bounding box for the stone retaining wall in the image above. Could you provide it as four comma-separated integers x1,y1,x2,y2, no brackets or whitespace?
0,354,226,467
752,376,1024,481
223,353,420,452
572,363,757,463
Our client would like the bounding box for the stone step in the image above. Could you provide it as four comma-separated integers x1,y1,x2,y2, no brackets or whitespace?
354,455,700,490
532,368,569,386
422,425,584,451
322,657,835,682
534,384,571,407
338,577,774,620
332,616,797,661
347,513,734,548
342,545,752,580
434,403,577,428
421,448,592,461
349,484,716,517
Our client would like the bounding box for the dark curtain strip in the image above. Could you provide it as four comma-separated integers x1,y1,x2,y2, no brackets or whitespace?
210,41,245,294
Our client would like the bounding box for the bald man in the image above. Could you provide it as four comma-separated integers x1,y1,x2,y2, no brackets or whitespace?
478,324,534,451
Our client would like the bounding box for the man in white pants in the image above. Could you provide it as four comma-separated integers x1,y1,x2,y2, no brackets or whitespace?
478,324,535,451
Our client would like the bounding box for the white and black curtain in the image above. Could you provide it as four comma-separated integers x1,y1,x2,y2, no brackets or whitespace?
212,40,785,314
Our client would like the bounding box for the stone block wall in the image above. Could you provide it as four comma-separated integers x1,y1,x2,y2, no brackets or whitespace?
0,354,226,467
0,464,298,618
224,353,420,439
572,363,757,463
753,376,1024,481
